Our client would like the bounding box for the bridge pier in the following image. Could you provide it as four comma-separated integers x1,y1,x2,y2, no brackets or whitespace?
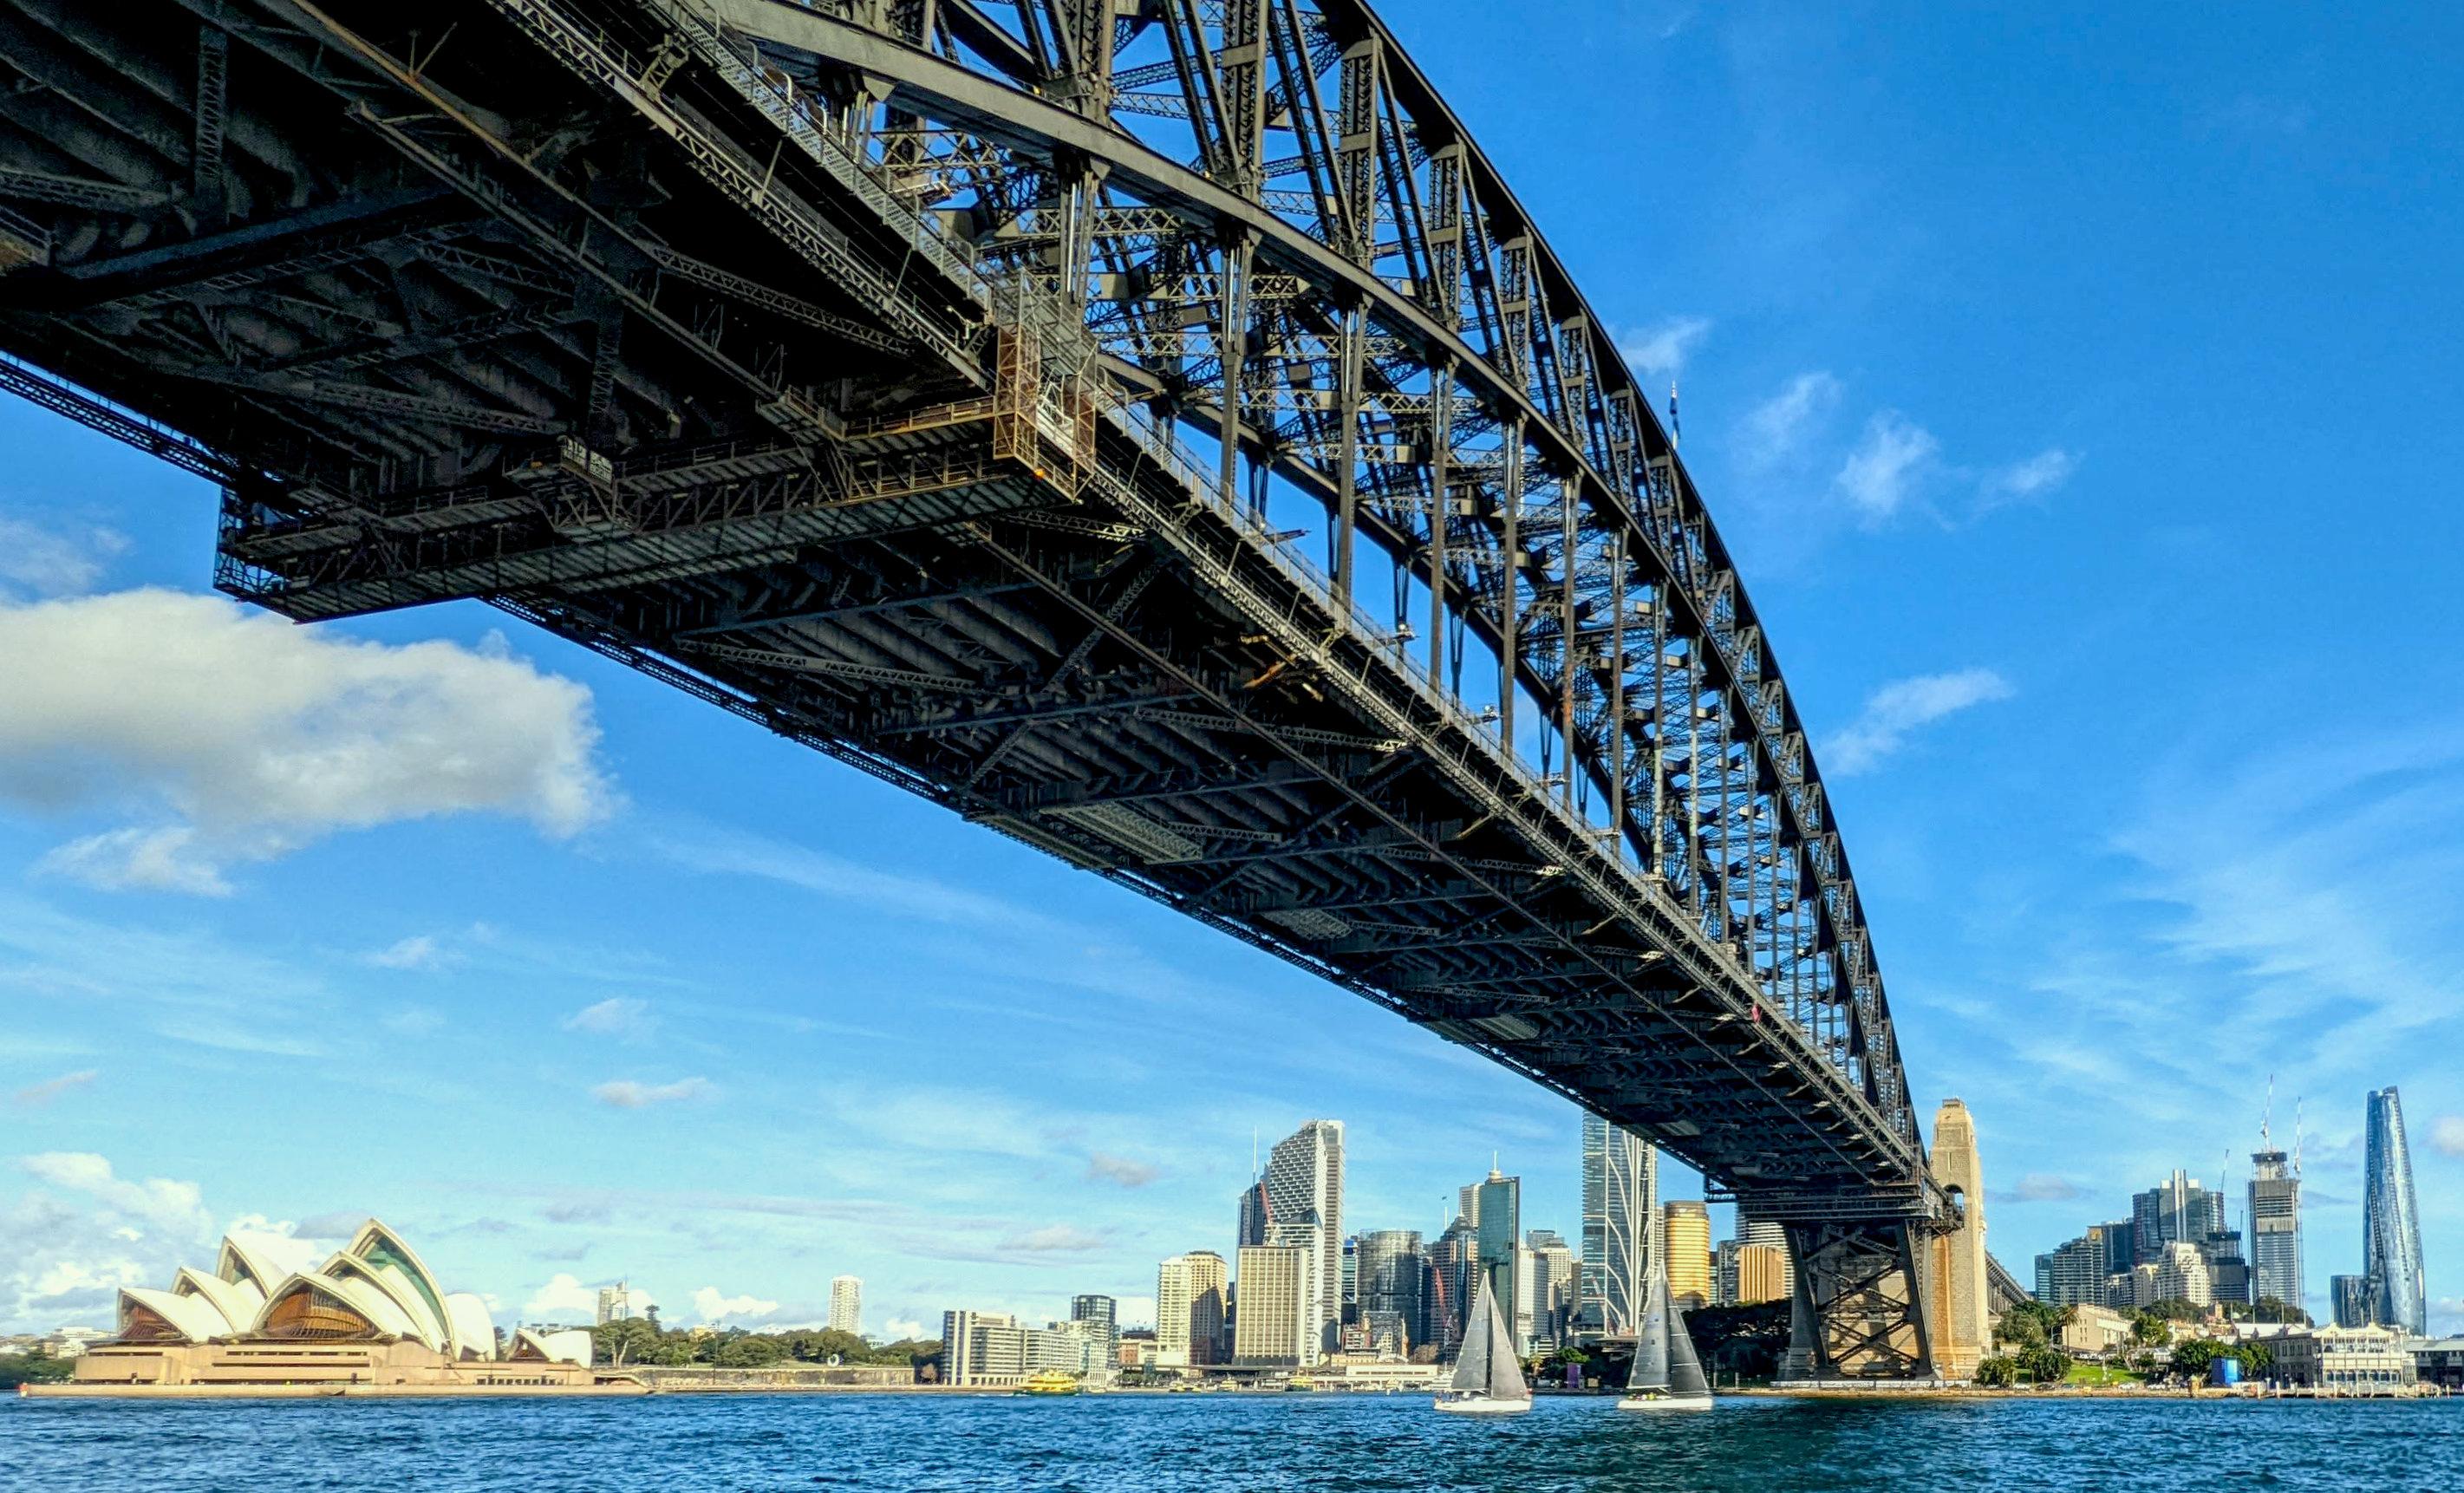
1777,1218,1942,1385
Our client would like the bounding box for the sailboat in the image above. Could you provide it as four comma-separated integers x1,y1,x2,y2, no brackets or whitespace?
1433,1276,1531,1416
1618,1265,1713,1412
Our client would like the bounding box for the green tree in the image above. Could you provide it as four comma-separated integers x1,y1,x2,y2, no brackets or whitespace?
2017,1345,2069,1384
1974,1356,2020,1387
2239,1340,2274,1379
2168,1338,2222,1380
2129,1313,2171,1347
0,1351,74,1389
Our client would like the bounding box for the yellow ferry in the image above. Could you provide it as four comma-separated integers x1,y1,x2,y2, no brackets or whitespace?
1014,1370,1083,1396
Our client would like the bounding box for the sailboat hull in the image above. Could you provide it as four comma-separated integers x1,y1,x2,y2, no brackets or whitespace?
1615,1392,1713,1412
1434,1396,1531,1416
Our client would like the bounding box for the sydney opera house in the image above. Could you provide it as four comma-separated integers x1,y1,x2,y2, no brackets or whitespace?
41,1219,635,1396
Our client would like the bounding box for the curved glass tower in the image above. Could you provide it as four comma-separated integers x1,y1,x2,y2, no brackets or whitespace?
2363,1087,2427,1334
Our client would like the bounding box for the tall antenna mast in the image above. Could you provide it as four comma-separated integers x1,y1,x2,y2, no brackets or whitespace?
2262,1073,2275,1151
2294,1095,2304,1177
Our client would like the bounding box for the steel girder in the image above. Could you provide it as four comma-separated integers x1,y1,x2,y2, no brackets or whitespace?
0,0,1934,1233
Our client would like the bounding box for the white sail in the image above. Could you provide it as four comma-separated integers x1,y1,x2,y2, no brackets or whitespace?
1665,1288,1710,1398
1483,1284,1529,1403
1450,1277,1495,1392
1633,1265,1670,1392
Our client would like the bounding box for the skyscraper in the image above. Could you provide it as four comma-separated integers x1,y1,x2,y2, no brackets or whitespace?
1739,1219,1793,1300
827,1275,862,1336
1356,1229,1427,1356
2247,1145,2304,1313
1663,1201,1711,1309
1265,1120,1345,1353
1235,1177,1270,1249
1071,1294,1118,1371
2363,1086,2426,1334
1473,1169,1521,1337
1428,1215,1478,1356
1579,1112,1659,1333
1156,1251,1228,1367
2131,1170,2225,1263
1233,1243,1314,1365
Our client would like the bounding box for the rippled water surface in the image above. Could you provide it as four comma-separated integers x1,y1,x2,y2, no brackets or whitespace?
9,1392,2460,1491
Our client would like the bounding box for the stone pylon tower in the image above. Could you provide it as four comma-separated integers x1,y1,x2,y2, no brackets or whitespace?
1927,1099,1991,1380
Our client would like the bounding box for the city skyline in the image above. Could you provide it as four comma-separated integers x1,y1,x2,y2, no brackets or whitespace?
3,0,2463,1364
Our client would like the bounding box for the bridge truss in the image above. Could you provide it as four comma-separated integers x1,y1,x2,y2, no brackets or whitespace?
0,0,1948,1378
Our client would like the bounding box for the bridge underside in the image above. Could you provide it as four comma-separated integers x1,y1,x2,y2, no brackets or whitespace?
0,0,1949,1374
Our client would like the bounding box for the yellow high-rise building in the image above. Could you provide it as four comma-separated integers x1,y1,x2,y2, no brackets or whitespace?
1664,1201,1712,1308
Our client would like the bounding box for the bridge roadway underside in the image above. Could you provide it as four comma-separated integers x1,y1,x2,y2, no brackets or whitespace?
0,0,1945,1379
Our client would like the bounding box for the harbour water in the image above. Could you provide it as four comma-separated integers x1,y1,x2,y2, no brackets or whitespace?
7,1392,2460,1491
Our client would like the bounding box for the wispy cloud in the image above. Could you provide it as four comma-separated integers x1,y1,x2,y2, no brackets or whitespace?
591,1077,708,1108
1979,447,2079,509
2435,1116,2464,1158
1835,411,1941,521
1823,668,2014,775
0,515,128,598
1085,1153,1159,1188
1001,1224,1107,1253
1740,370,1841,471
368,935,453,971
564,997,659,1043
1990,1174,2083,1204
649,819,1045,932
1618,316,1713,380
12,1069,96,1105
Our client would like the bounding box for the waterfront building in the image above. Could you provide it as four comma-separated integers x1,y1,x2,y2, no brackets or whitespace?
942,1311,1104,1387
2416,1338,2464,1391
2331,1274,2374,1330
828,1276,862,1336
1356,1229,1426,1357
1663,1201,1712,1309
2131,1170,2225,1265
2248,1145,2304,1312
1473,1170,1522,1341
1155,1251,1228,1367
2276,1325,2420,1393
72,1220,595,1392
1264,1121,1346,1353
1070,1294,1118,1372
2363,1086,2427,1335
1233,1244,1315,1366
1578,1112,1659,1333
2058,1302,2134,1353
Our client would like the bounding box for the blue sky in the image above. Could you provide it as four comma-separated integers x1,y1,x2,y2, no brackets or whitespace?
4,0,2459,1340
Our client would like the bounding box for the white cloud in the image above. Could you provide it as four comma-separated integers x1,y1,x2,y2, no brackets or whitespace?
1000,1224,1106,1253
2433,1115,2464,1158
0,589,612,894
1835,411,1941,520
691,1286,782,1325
1617,316,1712,380
4,1153,215,1330
1740,371,1841,470
883,1315,922,1340
1824,668,2015,775
1981,447,2079,506
1085,1153,1158,1188
368,935,450,971
564,997,658,1042
380,1007,444,1035
523,1273,596,1319
0,515,128,598
592,1077,708,1108
12,1069,97,1105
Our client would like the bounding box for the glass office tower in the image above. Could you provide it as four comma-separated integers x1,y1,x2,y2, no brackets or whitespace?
2363,1087,2426,1334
